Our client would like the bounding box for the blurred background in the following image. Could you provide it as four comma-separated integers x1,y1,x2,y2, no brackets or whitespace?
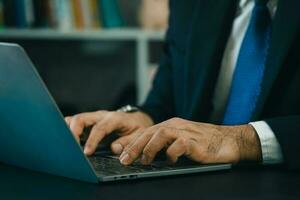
0,0,169,116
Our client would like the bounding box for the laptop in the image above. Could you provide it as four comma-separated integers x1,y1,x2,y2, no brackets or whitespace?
0,43,231,183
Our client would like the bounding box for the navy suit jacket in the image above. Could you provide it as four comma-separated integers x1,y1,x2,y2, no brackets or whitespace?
141,0,300,169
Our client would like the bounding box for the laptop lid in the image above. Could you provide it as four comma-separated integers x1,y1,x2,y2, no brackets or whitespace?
0,43,98,183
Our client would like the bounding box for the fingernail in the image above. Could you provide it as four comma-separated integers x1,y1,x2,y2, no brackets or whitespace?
112,144,123,154
120,153,130,165
120,151,126,159
84,146,90,155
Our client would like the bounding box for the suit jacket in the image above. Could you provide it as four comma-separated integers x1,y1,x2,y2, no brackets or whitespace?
141,0,300,169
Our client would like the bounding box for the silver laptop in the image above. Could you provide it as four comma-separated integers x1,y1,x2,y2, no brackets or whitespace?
0,43,231,183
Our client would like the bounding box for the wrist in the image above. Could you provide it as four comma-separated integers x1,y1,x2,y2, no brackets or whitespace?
130,111,154,127
117,105,154,127
237,124,262,162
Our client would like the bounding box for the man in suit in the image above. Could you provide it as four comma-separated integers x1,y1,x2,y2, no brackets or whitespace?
65,0,300,169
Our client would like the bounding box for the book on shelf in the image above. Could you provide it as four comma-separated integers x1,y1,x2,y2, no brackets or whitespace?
53,0,74,31
13,0,35,28
35,0,57,28
71,0,103,30
0,0,126,31
89,0,102,29
80,0,93,29
99,0,124,28
71,0,84,29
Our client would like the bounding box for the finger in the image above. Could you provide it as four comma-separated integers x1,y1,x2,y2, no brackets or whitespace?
69,112,105,141
84,119,119,156
119,126,157,165
65,116,72,126
111,133,138,155
186,139,206,163
166,137,188,163
141,127,178,165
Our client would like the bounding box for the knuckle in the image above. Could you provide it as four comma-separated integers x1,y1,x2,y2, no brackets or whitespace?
142,147,153,158
126,146,139,157
106,111,115,117
96,110,109,118
168,117,182,124
115,137,128,146
143,126,155,136
107,111,121,121
171,117,182,122
90,125,106,137
178,137,187,147
72,115,83,123
122,144,131,153
157,126,168,137
96,110,108,114
93,124,106,133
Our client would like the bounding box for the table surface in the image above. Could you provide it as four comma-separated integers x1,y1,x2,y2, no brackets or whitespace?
0,163,299,200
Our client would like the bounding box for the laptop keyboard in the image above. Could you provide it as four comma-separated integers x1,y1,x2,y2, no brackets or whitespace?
89,156,174,175
88,153,199,176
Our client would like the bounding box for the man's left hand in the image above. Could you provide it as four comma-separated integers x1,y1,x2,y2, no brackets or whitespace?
119,118,262,165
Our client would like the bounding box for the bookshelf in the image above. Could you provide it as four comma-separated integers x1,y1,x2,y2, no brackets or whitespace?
0,28,166,104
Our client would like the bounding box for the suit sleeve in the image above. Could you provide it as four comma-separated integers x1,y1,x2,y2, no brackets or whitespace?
265,116,300,170
140,3,176,123
140,35,175,123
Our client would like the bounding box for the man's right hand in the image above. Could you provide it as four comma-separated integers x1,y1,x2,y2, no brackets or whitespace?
65,111,154,156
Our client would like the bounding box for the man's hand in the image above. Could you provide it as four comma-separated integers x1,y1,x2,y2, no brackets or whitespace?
65,111,153,156
119,118,262,165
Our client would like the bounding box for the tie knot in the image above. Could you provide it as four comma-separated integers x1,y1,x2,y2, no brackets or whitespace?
255,0,268,6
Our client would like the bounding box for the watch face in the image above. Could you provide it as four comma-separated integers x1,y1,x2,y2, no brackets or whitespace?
117,105,139,113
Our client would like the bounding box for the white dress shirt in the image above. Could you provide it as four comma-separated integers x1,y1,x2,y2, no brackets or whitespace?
210,0,283,164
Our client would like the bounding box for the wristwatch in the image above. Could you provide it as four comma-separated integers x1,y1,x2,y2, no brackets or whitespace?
117,105,140,113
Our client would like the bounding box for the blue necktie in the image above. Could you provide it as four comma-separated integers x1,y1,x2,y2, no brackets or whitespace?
223,0,271,125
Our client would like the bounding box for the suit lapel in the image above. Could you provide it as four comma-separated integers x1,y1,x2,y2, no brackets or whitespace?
252,0,300,120
183,0,238,121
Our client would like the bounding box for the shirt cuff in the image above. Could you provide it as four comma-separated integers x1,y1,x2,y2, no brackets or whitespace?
249,121,284,165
